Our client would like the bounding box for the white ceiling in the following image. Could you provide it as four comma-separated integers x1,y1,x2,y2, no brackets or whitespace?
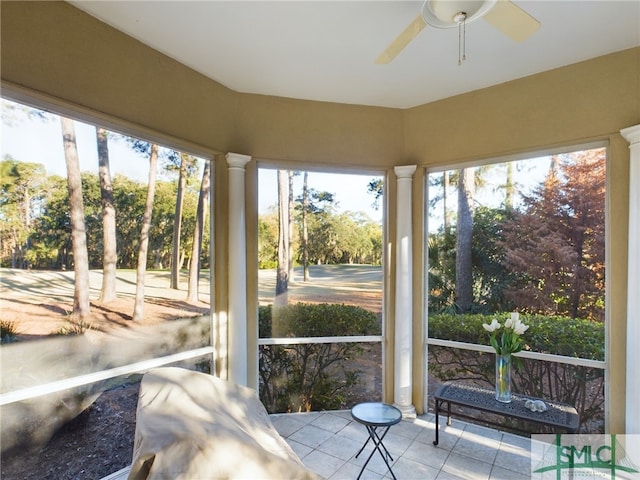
70,1,640,109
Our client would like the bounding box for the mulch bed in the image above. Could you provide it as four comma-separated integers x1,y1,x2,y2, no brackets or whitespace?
1,383,140,480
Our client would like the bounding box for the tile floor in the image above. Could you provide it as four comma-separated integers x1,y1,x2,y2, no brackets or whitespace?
270,411,533,480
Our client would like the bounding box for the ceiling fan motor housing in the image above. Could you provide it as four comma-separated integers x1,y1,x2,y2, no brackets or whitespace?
423,0,497,28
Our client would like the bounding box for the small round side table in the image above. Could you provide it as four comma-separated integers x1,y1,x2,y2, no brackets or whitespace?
350,402,402,480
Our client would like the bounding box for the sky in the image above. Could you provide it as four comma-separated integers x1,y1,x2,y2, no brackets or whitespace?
2,102,152,181
2,97,556,228
257,169,383,222
1,99,384,222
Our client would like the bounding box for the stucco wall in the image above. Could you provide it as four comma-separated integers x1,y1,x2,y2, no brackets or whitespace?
236,93,404,167
404,48,639,165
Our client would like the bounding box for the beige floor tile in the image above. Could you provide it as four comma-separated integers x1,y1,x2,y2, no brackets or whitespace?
303,449,346,479
273,411,539,480
290,423,335,449
441,451,493,480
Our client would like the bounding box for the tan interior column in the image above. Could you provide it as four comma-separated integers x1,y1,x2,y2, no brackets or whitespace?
393,165,417,417
621,124,640,434
226,152,251,386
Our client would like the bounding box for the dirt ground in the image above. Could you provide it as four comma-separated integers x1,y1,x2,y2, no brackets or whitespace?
0,266,383,480
0,295,207,480
1,382,140,480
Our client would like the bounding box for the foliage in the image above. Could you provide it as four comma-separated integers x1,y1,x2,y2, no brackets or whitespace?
428,313,605,431
427,232,457,313
258,211,278,269
0,157,47,268
258,303,378,413
0,320,19,344
429,313,604,360
54,319,93,336
257,178,383,269
366,178,383,210
500,150,606,321
469,207,517,313
427,150,605,322
1,108,209,272
299,208,381,266
2,169,204,270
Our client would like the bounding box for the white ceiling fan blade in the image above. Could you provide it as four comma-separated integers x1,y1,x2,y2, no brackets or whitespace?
376,13,427,64
482,0,540,43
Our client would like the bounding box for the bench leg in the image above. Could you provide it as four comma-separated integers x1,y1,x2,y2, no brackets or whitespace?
433,399,440,446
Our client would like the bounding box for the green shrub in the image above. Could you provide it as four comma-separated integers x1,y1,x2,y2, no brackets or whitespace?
54,319,93,336
428,313,604,360
428,313,605,432
0,320,19,344
258,303,378,413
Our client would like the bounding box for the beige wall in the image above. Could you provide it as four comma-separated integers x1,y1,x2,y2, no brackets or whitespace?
236,93,405,166
404,48,639,165
2,1,638,431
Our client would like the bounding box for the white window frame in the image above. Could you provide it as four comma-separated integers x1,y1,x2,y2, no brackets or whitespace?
423,142,609,413
0,85,217,407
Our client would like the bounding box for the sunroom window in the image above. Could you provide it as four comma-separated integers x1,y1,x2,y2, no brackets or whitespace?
425,146,607,433
0,97,214,479
257,167,384,413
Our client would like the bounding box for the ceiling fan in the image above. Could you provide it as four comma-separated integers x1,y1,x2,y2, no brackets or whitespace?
376,0,540,64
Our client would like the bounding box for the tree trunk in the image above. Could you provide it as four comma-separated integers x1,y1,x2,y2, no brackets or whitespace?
275,169,289,305
22,185,31,267
455,167,474,313
443,171,451,235
60,117,90,321
302,172,310,282
132,144,158,321
505,161,515,210
170,153,187,289
288,170,295,283
187,160,211,303
96,127,118,303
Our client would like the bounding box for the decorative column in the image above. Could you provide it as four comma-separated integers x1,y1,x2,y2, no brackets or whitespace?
394,165,417,417
226,153,252,386
621,125,640,434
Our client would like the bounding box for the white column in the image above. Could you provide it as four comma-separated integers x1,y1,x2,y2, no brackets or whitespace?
621,125,640,434
226,152,251,386
394,165,417,417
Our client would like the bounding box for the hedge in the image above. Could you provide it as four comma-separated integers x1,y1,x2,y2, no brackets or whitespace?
428,313,605,432
258,303,378,413
428,313,604,361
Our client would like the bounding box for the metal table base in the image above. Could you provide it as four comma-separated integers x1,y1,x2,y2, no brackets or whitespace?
355,424,396,479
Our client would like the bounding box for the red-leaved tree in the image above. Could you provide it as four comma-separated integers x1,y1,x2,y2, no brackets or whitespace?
501,149,605,321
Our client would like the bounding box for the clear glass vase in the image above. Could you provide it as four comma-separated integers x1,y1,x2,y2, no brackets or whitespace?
495,353,512,403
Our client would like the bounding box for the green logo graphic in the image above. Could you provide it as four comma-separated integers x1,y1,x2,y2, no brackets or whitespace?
532,434,640,479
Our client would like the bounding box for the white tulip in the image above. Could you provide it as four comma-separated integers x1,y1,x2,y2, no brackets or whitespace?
482,318,501,332
513,319,529,335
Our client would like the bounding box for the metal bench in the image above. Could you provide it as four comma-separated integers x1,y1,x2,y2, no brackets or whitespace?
432,381,579,445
